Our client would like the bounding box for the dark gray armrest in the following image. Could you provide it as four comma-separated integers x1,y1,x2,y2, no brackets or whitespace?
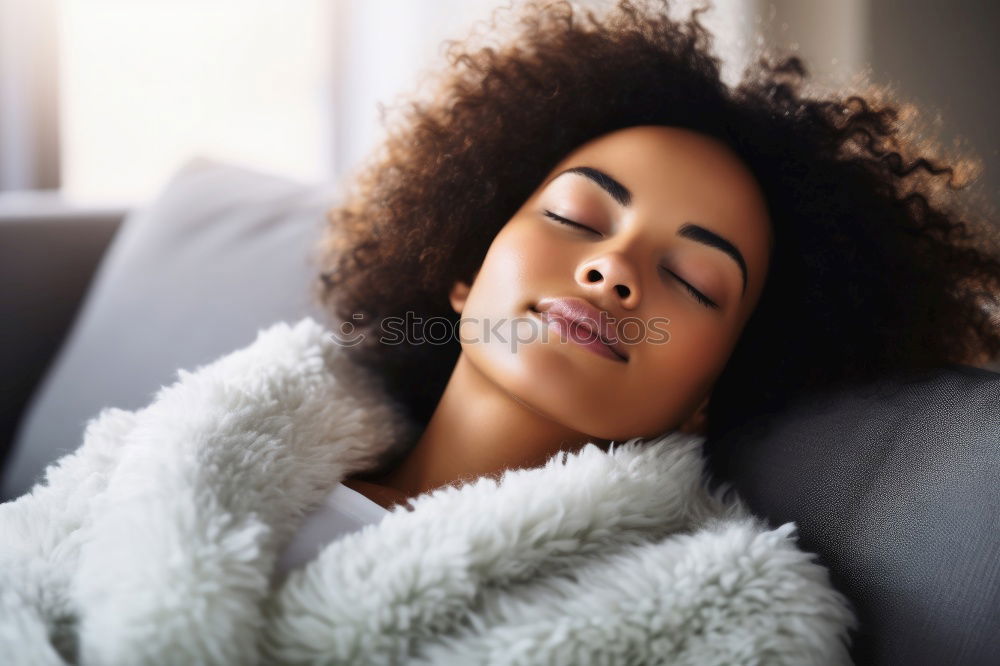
705,365,1000,665
0,212,126,469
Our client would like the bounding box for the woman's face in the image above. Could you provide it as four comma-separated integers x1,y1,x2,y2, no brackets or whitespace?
450,125,772,440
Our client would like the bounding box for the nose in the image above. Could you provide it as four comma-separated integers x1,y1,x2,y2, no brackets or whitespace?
576,252,640,310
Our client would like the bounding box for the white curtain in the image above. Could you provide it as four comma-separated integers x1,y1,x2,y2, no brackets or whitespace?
0,0,59,191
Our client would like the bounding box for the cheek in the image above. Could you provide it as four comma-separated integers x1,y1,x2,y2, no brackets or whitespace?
665,321,731,375
516,224,558,259
463,244,517,311
606,320,735,437
456,226,535,349
465,224,551,311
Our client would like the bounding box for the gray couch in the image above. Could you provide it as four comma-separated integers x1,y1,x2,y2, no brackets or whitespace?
2,158,998,665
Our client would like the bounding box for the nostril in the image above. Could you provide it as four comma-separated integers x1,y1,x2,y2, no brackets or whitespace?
615,285,630,298
586,269,602,282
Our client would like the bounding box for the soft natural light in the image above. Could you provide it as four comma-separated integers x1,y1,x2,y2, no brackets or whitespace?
57,0,334,204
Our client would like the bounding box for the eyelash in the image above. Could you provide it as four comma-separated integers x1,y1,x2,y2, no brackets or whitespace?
661,268,718,309
543,209,719,310
544,209,596,233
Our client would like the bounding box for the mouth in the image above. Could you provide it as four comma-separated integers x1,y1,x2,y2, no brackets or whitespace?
529,304,629,363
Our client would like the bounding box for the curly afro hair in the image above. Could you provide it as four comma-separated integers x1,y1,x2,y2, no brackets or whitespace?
311,0,1000,443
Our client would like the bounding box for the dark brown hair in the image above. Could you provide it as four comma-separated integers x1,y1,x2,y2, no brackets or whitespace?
312,0,1000,441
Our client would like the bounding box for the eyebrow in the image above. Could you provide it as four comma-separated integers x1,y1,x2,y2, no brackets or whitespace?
552,165,749,296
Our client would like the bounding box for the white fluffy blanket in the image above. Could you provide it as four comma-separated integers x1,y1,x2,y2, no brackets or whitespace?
0,317,857,665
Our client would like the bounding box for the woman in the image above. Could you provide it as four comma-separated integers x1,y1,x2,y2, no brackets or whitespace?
3,0,997,664
317,0,998,506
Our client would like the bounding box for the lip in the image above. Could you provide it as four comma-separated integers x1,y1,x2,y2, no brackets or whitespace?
532,296,629,362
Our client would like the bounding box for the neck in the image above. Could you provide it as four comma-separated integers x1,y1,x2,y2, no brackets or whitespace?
365,351,607,502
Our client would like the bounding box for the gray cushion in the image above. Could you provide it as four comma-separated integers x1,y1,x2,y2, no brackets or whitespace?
704,364,1000,665
1,157,337,500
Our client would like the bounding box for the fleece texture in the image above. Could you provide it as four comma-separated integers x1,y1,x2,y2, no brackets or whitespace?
0,317,857,665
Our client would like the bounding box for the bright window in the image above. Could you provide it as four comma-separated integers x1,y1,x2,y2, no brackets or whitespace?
57,0,335,203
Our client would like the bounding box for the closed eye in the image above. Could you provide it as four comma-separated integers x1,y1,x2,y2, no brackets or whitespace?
544,209,717,309
544,209,601,236
661,267,719,309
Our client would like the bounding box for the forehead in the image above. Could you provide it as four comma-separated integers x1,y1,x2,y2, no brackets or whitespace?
546,125,765,213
